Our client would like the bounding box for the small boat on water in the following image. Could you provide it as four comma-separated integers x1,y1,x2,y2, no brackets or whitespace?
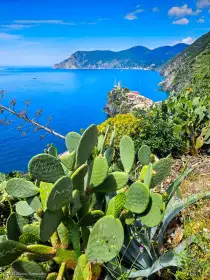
33,77,37,79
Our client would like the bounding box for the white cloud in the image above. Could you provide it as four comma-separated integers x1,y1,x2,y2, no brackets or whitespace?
124,8,144,20
152,7,160,12
197,0,210,8
172,18,189,25
14,20,76,25
197,17,205,23
0,33,21,39
182,37,195,44
1,24,33,30
168,4,201,18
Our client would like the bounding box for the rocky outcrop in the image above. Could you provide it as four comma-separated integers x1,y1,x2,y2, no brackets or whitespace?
104,87,153,117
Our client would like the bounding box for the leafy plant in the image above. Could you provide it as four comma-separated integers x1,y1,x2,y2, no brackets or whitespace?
0,125,209,279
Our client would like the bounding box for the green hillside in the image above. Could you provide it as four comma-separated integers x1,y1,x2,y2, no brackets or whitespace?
160,31,210,94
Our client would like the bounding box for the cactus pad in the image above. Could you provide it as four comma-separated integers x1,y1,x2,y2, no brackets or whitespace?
78,210,104,226
106,193,126,217
73,254,87,280
89,156,108,188
16,201,35,217
138,145,151,165
48,145,58,158
46,176,73,211
71,164,88,193
28,153,65,183
27,244,56,255
6,178,39,198
151,157,172,187
40,181,53,210
11,260,46,279
0,240,27,266
94,172,129,193
57,223,70,249
46,273,58,280
65,131,81,153
22,224,40,240
54,248,78,269
83,262,102,280
125,182,150,214
68,218,81,257
40,209,64,242
104,147,115,164
120,136,135,173
86,215,124,263
139,193,165,227
60,151,76,171
76,124,98,168
70,190,82,216
27,196,42,212
6,213,28,241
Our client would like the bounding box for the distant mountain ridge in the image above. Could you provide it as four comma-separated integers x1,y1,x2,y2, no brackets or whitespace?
160,31,210,93
53,43,187,69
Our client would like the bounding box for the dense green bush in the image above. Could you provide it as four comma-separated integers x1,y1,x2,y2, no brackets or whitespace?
0,124,209,279
133,113,185,157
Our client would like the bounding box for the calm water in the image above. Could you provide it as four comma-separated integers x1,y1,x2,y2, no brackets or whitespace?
0,67,167,173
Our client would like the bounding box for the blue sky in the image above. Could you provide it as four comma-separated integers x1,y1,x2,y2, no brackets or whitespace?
0,0,209,66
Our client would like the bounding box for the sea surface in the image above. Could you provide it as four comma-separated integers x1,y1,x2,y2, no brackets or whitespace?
0,67,168,173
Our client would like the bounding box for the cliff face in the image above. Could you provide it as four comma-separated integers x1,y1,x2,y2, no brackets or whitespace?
53,44,187,69
160,31,210,93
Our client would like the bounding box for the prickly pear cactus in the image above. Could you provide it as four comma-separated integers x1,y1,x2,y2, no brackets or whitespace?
48,145,58,158
28,153,65,183
151,157,172,187
40,181,53,210
65,131,81,153
70,189,82,216
57,223,70,249
83,262,102,280
78,210,104,227
76,124,98,168
54,248,78,269
86,215,124,263
60,151,76,171
6,212,28,241
27,196,42,212
40,209,64,242
73,254,87,280
106,193,126,217
0,240,27,266
71,164,88,193
125,182,150,214
139,193,165,227
104,147,115,164
11,259,47,280
6,178,39,198
120,135,135,173
138,145,151,165
27,244,56,255
16,201,34,217
94,172,129,192
68,218,81,257
46,272,58,280
46,176,73,211
89,156,108,188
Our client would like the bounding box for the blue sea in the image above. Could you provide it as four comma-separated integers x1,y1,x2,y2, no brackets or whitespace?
0,67,168,173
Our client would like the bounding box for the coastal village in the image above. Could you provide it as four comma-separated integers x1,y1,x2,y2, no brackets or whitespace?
114,81,153,111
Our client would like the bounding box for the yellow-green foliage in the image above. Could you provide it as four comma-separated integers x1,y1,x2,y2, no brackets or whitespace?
97,114,140,147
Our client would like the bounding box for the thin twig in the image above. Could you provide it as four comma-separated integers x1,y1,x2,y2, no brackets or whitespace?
0,104,65,139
